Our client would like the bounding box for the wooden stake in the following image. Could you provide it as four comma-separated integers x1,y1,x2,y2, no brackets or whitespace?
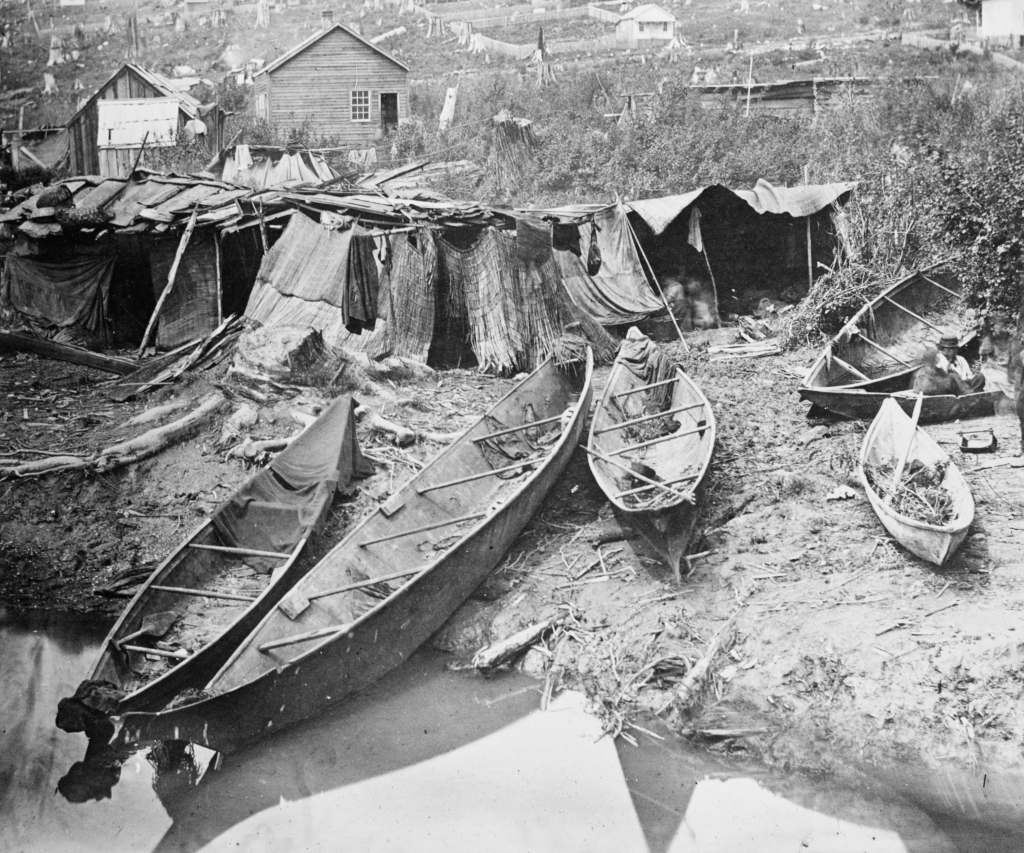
886,392,924,505
138,203,199,358
805,164,814,291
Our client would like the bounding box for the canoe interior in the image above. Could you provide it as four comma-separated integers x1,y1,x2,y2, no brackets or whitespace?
858,398,974,564
804,269,964,390
210,357,590,696
589,362,714,514
90,519,282,702
799,384,1000,424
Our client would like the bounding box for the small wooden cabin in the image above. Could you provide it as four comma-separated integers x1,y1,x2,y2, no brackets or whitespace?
66,63,225,177
616,4,677,42
252,21,410,148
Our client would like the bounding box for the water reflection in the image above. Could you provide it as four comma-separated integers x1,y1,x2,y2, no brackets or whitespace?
7,610,1024,852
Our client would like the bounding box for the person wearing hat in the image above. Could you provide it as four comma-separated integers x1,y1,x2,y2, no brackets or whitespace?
936,332,985,393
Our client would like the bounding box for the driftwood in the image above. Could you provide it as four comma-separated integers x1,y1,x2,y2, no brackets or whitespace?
586,521,638,546
95,393,227,472
471,615,560,671
122,400,189,427
1,394,228,479
675,594,751,709
355,405,461,447
224,435,293,462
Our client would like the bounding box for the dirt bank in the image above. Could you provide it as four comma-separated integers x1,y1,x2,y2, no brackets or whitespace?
3,331,1023,779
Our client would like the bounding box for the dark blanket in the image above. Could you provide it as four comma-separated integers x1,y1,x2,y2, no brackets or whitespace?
1,253,115,333
211,394,373,567
344,226,379,334
617,328,676,410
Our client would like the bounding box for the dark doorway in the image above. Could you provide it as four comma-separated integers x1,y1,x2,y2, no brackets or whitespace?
380,93,399,133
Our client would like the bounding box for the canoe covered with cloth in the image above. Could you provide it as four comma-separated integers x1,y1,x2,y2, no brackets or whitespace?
586,328,714,582
798,268,1001,423
56,394,372,738
113,349,594,754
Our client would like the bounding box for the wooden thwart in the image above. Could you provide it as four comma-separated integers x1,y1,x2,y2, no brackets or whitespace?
882,296,943,334
614,374,679,400
853,332,913,368
189,543,292,560
581,445,693,503
615,471,699,499
307,566,424,602
359,511,487,547
258,623,351,653
121,644,188,660
150,584,258,603
416,460,536,493
472,414,562,443
830,354,869,381
919,274,960,299
609,421,708,456
594,401,705,436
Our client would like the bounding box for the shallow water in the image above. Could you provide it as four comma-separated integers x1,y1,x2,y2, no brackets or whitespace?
3,609,1023,853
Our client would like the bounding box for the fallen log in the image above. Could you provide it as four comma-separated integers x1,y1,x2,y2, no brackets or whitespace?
472,615,560,671
674,592,752,709
0,455,89,478
0,329,136,375
224,435,294,462
122,399,190,427
94,393,227,472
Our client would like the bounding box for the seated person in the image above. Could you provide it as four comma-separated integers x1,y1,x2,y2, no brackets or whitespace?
936,333,986,393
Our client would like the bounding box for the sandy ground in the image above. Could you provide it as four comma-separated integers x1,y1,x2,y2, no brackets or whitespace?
3,330,1023,780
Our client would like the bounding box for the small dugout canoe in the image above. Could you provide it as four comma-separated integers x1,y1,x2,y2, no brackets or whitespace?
858,397,974,566
57,394,372,732
114,350,594,754
798,267,1001,423
586,329,714,582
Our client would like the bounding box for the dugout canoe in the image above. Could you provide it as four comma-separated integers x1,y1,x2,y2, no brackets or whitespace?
586,329,714,582
57,394,371,730
858,397,974,566
798,268,1001,423
114,350,594,754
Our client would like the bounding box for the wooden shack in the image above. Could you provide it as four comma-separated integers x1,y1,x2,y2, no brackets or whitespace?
66,63,225,177
615,4,677,42
252,21,410,148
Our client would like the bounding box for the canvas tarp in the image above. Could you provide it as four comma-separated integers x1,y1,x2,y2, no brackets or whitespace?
212,393,372,566
0,252,116,336
626,179,857,236
552,203,662,325
218,146,337,189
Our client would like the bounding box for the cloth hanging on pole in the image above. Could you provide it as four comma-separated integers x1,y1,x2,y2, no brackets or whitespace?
687,207,703,253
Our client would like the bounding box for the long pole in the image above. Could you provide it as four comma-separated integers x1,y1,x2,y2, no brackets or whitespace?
137,204,199,358
745,54,753,117
804,163,813,290
627,218,688,351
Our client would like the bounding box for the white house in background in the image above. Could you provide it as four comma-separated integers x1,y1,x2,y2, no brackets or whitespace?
616,4,677,41
980,0,1024,44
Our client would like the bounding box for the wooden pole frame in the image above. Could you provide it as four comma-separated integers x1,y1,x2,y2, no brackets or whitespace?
137,203,199,358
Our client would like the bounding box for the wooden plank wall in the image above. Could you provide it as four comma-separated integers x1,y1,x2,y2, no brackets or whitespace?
266,29,409,146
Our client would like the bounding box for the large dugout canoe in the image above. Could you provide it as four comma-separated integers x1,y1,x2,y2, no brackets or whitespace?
586,330,714,581
798,268,1001,423
858,397,973,566
59,394,371,726
115,350,594,754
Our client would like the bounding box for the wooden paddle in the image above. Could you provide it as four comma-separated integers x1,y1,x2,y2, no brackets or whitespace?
885,392,924,505
116,611,178,649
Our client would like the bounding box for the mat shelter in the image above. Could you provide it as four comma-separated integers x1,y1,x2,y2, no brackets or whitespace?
625,179,856,323
0,171,278,350
242,191,638,373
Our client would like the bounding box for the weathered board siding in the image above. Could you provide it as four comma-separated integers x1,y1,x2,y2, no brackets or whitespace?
68,67,180,175
263,28,409,146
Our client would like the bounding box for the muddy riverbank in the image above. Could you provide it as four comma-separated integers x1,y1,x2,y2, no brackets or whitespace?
3,329,1023,781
